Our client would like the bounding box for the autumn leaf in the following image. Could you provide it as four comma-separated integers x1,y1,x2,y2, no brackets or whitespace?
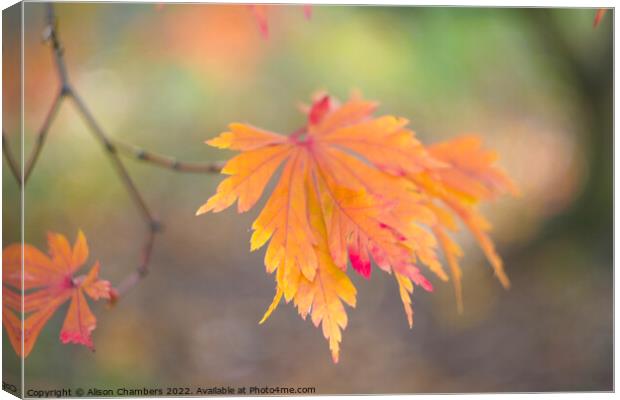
412,135,519,309
294,179,357,362
395,272,414,328
3,315,21,356
248,4,312,38
2,231,112,357
2,246,24,356
198,91,518,361
594,9,607,28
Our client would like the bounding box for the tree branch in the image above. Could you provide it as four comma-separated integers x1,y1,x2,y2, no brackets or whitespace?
44,3,161,297
2,130,21,186
23,91,63,183
32,3,223,300
111,140,223,173
13,2,226,301
44,3,70,90
68,91,159,226
115,226,157,296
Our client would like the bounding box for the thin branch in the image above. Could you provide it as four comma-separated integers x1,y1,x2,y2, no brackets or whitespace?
44,3,70,89
115,227,157,296
2,130,21,185
112,140,223,173
45,3,162,299
23,91,63,183
47,4,159,225
7,5,66,185
24,3,224,301
68,91,159,225
43,3,222,176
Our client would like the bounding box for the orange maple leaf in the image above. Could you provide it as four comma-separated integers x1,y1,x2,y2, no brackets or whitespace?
198,91,518,362
594,9,608,28
249,4,312,38
2,231,112,357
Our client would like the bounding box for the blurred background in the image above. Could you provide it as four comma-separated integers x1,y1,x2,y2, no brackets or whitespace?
3,3,612,394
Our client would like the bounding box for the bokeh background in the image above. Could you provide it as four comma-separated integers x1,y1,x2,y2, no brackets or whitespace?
3,3,613,394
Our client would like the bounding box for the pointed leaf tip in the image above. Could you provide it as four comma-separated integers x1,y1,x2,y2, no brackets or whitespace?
259,288,283,324
195,202,212,216
499,274,511,290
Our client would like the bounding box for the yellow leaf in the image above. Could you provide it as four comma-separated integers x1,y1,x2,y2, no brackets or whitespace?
395,273,414,328
259,287,283,324
293,181,357,363
198,92,518,361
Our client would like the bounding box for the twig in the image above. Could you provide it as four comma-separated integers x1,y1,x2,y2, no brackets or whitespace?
44,3,70,90
6,2,224,299
46,3,159,225
115,227,157,296
111,140,223,173
68,91,159,225
29,3,222,299
23,91,63,183
2,130,21,185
